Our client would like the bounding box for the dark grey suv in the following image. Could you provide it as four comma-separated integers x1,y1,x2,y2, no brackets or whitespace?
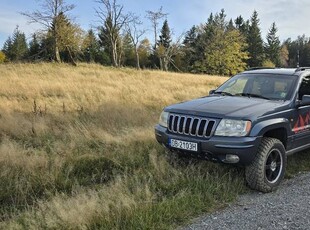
155,68,310,192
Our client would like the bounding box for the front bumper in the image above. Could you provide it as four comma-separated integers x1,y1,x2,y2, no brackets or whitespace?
155,124,262,166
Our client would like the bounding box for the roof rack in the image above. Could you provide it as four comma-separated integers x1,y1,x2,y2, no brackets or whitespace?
295,67,310,72
247,67,277,71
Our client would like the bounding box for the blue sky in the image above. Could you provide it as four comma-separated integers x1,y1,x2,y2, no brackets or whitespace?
1,0,310,47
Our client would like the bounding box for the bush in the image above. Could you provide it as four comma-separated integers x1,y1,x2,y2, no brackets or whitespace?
0,51,6,63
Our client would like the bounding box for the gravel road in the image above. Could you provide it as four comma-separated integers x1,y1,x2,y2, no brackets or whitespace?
185,172,310,230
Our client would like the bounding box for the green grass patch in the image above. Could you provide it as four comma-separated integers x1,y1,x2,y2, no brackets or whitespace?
286,150,310,177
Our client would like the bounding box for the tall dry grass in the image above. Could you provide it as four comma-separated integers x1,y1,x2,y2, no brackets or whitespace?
0,63,248,229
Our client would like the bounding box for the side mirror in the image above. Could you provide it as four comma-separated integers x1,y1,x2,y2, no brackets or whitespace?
209,89,215,95
300,95,310,106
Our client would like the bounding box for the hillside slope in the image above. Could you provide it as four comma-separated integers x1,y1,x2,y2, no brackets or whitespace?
0,63,248,229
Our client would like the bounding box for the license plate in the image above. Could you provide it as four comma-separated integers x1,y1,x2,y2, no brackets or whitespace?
169,139,198,152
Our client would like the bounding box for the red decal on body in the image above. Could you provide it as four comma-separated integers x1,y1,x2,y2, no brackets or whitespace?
293,112,310,133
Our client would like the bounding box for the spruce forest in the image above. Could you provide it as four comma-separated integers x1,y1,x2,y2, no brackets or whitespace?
0,0,308,74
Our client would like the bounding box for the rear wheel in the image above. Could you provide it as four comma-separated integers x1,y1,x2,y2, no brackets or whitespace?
245,137,286,193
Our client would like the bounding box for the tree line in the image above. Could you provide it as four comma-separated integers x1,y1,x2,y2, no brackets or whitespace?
0,0,309,75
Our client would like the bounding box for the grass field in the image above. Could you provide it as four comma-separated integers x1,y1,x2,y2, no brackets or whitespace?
0,63,310,229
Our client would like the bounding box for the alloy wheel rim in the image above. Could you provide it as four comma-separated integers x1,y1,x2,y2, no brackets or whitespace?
265,148,283,184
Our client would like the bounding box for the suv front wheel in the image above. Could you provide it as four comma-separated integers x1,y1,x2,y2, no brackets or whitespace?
245,137,287,193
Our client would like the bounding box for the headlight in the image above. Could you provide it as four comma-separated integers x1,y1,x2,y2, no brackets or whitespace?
215,119,251,137
159,111,169,128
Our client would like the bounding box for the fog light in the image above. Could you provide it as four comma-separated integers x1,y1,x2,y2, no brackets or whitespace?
224,154,240,163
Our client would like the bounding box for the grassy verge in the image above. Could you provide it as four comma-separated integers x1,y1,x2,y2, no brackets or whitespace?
286,151,310,177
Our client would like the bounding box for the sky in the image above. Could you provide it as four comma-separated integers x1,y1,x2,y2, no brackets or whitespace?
1,0,310,47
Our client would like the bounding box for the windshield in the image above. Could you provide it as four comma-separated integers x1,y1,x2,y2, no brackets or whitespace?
215,74,297,100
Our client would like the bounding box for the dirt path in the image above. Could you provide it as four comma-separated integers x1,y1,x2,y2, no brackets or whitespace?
184,173,310,230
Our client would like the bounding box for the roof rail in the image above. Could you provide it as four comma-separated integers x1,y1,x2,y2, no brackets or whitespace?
295,67,310,72
247,67,277,71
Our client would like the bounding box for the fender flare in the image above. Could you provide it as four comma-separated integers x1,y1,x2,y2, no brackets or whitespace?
250,118,291,137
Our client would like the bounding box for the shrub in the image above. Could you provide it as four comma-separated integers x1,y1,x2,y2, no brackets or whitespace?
0,51,6,63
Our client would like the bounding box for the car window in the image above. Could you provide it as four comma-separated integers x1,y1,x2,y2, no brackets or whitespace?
216,74,297,100
224,78,247,94
249,77,290,99
298,75,310,100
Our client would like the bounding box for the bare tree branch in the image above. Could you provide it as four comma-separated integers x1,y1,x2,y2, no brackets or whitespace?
125,15,146,69
21,0,76,62
158,33,184,71
146,6,168,50
95,0,133,67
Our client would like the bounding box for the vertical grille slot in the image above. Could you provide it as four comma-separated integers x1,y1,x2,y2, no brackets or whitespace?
184,117,192,134
168,115,173,131
205,120,215,136
168,114,216,138
179,117,185,133
173,116,179,132
198,120,206,136
191,118,199,135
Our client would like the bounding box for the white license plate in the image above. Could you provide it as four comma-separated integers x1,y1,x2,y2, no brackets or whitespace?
169,139,198,152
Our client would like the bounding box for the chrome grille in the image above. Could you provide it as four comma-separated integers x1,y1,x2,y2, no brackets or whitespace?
168,114,217,138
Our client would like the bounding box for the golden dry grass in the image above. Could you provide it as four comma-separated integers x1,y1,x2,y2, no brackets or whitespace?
0,63,224,141
0,62,222,111
0,63,242,229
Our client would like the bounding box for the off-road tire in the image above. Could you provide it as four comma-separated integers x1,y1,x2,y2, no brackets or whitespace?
245,137,287,193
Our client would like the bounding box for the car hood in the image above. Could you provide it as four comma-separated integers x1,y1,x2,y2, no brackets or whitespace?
165,95,289,119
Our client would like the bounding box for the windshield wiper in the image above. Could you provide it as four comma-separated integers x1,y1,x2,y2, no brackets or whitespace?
235,93,270,100
213,91,234,96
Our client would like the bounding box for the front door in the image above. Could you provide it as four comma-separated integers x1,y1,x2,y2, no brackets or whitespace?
291,75,310,148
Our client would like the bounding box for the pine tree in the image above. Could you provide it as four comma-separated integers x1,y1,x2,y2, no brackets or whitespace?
28,34,41,61
22,0,75,63
235,16,244,30
3,26,28,62
12,28,28,61
82,29,100,63
182,26,198,71
98,15,122,66
284,36,310,67
303,41,310,67
95,0,133,67
296,36,308,67
217,9,226,30
48,12,83,64
2,37,13,61
265,22,281,66
227,19,235,31
122,33,135,67
247,11,264,67
157,19,172,70
158,20,172,49
235,16,249,35
39,35,54,61
191,10,248,75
